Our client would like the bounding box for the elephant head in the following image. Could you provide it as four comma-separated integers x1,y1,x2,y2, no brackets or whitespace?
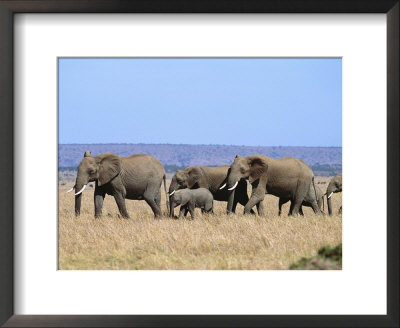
326,174,342,216
169,190,183,213
224,155,267,213
168,167,202,216
226,155,267,190
68,151,122,216
169,167,202,193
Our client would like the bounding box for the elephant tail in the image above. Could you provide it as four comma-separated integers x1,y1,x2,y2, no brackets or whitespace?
163,174,169,215
312,176,319,210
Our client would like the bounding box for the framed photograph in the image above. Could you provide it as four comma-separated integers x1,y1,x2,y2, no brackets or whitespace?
0,0,398,327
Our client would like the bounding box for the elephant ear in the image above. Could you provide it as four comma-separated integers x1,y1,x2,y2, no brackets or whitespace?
248,155,268,183
96,153,122,186
187,167,202,188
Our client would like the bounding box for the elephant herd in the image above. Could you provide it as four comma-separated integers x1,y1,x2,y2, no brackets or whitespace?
67,151,342,219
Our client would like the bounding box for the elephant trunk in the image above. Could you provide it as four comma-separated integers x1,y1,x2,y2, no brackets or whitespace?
168,178,179,217
169,178,179,194
326,185,335,216
226,190,235,214
163,175,169,216
226,173,240,213
327,196,333,216
75,193,82,216
169,201,175,217
74,173,89,217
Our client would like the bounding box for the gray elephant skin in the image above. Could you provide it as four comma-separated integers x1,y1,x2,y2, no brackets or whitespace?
168,165,251,215
225,154,322,216
278,185,324,216
169,188,214,219
326,173,342,215
69,151,168,219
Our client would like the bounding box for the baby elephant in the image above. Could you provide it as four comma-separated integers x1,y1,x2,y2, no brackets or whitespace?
278,185,324,216
169,188,214,219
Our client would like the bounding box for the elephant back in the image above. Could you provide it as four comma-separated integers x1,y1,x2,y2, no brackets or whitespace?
122,154,165,178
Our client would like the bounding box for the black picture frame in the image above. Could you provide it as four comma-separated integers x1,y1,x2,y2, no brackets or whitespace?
0,1,398,327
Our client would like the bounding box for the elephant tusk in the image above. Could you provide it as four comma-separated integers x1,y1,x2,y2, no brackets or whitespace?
219,183,226,190
228,181,238,191
66,187,74,193
327,192,333,199
75,185,87,196
169,190,176,196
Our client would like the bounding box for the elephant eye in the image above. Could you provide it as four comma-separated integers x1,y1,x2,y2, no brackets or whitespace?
240,168,245,174
89,169,95,174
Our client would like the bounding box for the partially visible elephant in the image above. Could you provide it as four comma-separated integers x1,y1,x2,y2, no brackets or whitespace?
67,151,168,219
169,188,214,219
278,185,324,216
168,165,252,215
326,173,342,216
225,154,322,216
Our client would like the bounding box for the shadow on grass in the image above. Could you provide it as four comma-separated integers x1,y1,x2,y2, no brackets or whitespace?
290,244,342,270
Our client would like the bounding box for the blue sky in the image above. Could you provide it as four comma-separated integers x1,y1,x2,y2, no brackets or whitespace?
59,58,341,147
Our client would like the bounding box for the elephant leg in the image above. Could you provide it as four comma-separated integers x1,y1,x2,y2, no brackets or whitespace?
169,202,176,217
179,206,187,218
256,200,265,216
245,196,264,215
204,201,213,214
143,188,162,217
113,193,130,219
291,199,303,216
288,199,296,216
238,197,256,215
231,190,240,213
246,184,265,215
278,198,289,216
94,190,105,218
144,197,162,217
231,200,238,213
154,189,161,208
291,181,309,216
299,206,304,216
278,199,283,216
310,200,323,215
245,181,261,215
188,201,196,219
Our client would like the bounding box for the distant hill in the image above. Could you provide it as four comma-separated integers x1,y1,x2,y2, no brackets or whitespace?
59,144,341,176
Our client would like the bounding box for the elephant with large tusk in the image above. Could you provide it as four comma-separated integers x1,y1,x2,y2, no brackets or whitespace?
168,165,253,216
70,151,168,219
325,173,342,216
225,154,323,216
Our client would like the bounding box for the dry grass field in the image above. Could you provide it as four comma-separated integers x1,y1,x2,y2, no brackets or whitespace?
58,177,342,270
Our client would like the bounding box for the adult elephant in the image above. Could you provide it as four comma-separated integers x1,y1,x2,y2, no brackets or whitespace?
168,165,252,216
67,151,168,219
326,173,342,216
278,185,324,216
225,154,322,216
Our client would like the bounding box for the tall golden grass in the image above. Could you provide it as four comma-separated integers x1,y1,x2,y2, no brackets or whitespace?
58,178,342,270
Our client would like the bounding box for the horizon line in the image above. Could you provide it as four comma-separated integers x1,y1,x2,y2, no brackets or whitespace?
59,143,342,148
